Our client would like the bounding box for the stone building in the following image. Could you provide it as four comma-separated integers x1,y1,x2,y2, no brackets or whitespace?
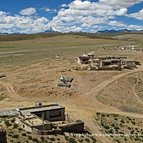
15,104,85,135
77,53,140,70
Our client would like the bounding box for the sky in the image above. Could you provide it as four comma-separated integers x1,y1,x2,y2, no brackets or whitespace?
0,0,143,33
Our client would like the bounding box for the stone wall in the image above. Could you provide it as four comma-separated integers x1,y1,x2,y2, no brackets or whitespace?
59,120,85,133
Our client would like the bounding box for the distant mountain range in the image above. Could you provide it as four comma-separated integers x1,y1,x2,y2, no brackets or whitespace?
0,28,143,35
97,29,143,34
44,28,143,34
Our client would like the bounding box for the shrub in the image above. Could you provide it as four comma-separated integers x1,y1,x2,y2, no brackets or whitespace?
103,125,110,130
12,134,19,138
8,133,12,137
78,138,83,142
32,138,39,143
40,136,45,141
85,138,90,142
64,135,69,141
120,119,125,124
68,138,77,143
10,139,14,143
4,120,12,127
113,139,120,143
18,127,23,131
91,136,97,143
114,126,120,130
108,129,114,134
130,130,134,134
124,137,127,141
131,121,136,125
13,123,18,129
11,118,15,123
49,137,55,141
21,133,27,136
28,135,32,140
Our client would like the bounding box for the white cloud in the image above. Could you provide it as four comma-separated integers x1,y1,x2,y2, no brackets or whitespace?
61,4,68,8
41,7,57,13
1,0,143,33
69,0,91,10
48,0,130,32
0,11,7,16
44,8,51,12
128,9,143,20
128,24,143,30
108,21,126,27
116,8,128,16
20,7,36,16
47,0,143,32
0,11,49,33
99,0,143,8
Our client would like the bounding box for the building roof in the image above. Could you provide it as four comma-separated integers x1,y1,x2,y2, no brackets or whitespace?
19,104,65,115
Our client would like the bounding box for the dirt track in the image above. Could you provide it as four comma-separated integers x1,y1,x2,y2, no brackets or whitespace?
0,81,16,96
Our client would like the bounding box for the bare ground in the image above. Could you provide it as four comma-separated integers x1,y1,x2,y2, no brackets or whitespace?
0,35,143,142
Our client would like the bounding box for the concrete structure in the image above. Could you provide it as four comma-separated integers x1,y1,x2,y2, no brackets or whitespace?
15,103,85,135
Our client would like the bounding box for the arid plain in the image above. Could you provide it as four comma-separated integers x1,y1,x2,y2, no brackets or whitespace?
0,33,143,143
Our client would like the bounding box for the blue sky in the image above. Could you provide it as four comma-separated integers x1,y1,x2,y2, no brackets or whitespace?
0,0,142,33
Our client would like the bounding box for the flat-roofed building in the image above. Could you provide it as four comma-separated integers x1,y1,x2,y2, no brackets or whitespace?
15,103,85,134
19,104,65,122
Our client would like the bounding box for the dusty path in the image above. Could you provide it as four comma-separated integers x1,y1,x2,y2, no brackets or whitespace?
0,81,16,96
132,83,143,108
86,67,143,97
0,80,24,101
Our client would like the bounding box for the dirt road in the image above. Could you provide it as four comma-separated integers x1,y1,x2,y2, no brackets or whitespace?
0,81,16,96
